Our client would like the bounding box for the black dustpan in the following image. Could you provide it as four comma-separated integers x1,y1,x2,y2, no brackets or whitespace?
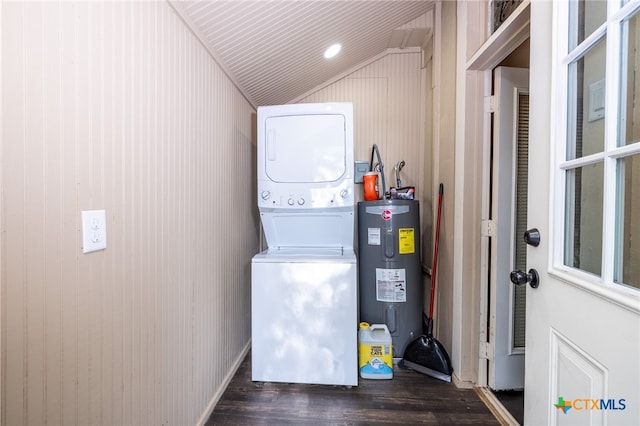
401,314,453,382
400,184,453,382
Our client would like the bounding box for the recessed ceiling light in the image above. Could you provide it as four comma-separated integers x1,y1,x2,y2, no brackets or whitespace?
324,43,342,59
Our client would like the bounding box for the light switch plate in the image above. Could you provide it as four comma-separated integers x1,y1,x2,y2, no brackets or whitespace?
588,79,605,122
82,209,107,253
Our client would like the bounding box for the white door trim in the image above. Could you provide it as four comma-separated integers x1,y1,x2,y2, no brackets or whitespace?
457,0,531,387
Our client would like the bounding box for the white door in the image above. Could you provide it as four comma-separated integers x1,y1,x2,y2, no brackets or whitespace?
525,2,640,425
489,66,529,391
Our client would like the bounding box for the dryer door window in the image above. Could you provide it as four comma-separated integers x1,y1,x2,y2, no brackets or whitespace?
264,114,346,183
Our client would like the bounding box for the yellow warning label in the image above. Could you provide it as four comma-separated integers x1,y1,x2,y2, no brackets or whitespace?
398,228,415,254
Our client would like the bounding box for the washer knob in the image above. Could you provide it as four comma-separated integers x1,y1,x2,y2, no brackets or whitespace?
298,198,305,205
288,198,294,206
260,190,270,200
340,189,349,198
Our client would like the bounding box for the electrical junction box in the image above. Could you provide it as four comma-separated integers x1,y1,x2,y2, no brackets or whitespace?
354,160,370,184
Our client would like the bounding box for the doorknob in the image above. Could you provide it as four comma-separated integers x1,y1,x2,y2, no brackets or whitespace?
524,228,540,246
510,269,540,288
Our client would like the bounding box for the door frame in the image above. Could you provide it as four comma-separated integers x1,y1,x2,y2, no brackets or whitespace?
453,0,531,423
459,0,530,383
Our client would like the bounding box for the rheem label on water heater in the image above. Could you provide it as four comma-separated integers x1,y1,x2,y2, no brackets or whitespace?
375,268,407,302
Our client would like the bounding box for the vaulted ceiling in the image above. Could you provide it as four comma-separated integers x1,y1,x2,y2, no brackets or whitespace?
171,1,435,107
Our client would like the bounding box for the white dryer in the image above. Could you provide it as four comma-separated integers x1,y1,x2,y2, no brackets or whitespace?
251,102,358,386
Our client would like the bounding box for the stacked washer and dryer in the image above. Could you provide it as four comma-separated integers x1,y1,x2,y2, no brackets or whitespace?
251,102,424,386
251,103,358,386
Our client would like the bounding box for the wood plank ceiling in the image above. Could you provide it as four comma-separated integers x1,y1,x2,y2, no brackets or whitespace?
172,1,435,107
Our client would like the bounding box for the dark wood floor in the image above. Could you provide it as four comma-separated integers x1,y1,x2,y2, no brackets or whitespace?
206,352,501,425
494,390,523,425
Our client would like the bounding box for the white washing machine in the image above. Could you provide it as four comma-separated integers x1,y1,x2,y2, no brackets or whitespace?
251,103,358,386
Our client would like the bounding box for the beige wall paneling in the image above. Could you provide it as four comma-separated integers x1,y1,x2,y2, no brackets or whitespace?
1,1,258,425
421,45,435,326
432,0,458,382
299,51,423,205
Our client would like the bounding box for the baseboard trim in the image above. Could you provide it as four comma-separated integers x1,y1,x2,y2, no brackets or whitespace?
451,372,475,389
195,339,252,426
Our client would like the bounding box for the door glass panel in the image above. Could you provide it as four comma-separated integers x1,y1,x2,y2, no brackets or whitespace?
621,12,640,146
567,38,606,160
570,0,608,49
563,0,640,292
564,162,604,276
616,154,640,289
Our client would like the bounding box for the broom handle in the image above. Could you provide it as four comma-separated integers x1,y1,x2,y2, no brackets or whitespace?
429,183,443,319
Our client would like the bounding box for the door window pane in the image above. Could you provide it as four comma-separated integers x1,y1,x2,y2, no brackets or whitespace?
567,38,606,160
569,0,607,49
561,0,640,292
616,154,640,289
621,12,640,146
564,162,604,276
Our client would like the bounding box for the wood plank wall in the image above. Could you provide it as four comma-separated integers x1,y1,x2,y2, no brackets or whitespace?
1,1,258,425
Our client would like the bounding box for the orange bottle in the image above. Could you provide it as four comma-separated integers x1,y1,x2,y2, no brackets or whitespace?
363,172,379,201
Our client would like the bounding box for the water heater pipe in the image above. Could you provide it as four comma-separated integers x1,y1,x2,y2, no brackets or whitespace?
395,160,405,187
369,144,387,199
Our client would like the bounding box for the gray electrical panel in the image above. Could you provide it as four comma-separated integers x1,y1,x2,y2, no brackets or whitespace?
354,160,370,184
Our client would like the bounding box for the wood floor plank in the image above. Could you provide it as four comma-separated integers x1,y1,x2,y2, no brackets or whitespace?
206,352,500,425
